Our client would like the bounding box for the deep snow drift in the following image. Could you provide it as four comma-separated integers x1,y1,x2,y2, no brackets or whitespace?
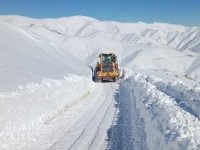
113,69,200,150
0,15,200,150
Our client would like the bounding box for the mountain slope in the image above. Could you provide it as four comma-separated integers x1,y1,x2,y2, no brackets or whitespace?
1,15,200,82
0,20,89,91
1,15,200,52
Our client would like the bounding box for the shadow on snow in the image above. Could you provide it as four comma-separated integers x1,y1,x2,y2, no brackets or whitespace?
105,81,148,150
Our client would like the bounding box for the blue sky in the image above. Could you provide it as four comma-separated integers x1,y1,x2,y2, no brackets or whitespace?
0,0,199,26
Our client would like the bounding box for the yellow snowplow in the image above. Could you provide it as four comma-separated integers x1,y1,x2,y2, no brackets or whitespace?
94,53,120,82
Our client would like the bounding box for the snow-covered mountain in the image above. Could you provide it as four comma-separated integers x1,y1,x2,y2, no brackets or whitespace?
1,15,200,52
1,15,200,83
0,15,200,150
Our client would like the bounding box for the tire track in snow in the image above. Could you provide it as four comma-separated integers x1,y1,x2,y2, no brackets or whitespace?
88,83,120,150
88,92,115,150
30,83,103,150
48,87,101,150
68,129,86,150
44,83,118,150
68,91,109,149
68,83,117,150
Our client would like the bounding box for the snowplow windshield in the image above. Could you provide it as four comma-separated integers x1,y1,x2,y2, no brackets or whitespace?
102,54,112,63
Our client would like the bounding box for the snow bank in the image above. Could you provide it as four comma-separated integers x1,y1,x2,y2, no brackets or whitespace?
121,71,200,150
146,75,200,119
0,74,94,150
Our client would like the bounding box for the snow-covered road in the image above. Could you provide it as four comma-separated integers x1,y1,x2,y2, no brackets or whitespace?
1,72,200,150
25,81,119,150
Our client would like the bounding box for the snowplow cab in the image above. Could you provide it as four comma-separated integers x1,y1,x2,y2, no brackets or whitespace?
94,53,120,82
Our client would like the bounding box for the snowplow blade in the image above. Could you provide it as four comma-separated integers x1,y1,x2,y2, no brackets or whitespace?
94,71,120,82
97,71,120,78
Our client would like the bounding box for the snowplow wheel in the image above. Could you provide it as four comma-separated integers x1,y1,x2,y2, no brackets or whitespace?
94,70,100,82
94,74,98,82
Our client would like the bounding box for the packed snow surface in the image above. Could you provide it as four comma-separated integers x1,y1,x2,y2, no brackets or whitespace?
0,15,200,150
